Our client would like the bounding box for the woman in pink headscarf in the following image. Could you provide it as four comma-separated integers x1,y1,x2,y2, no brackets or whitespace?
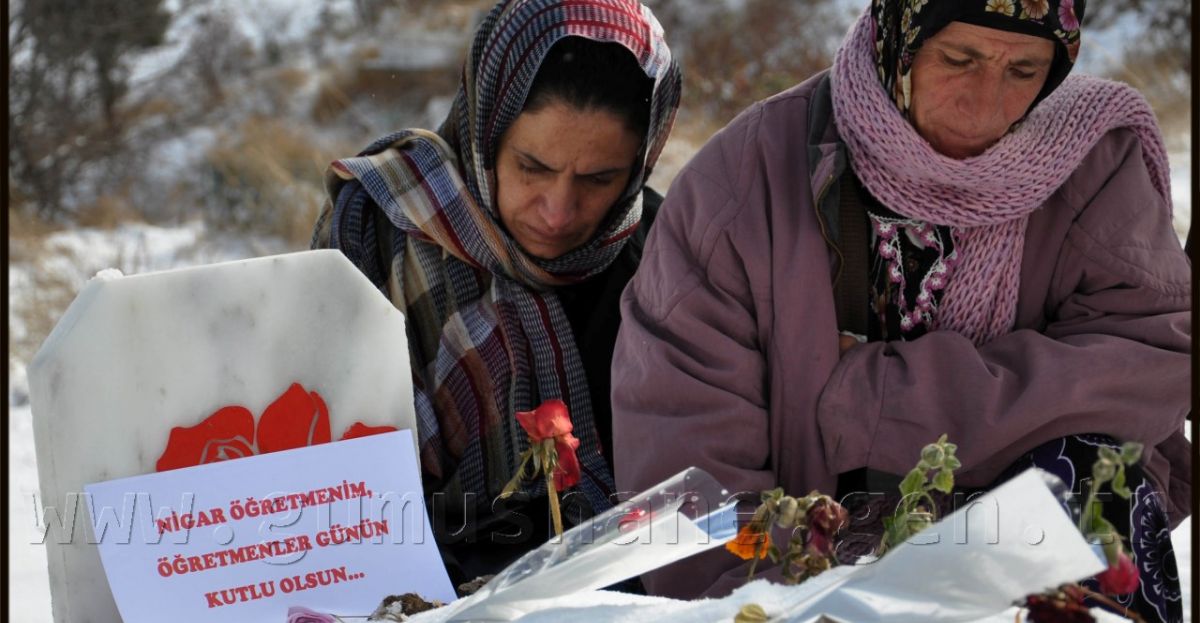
612,1,1188,620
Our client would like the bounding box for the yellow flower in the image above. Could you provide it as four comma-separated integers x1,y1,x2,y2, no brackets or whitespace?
986,0,1015,16
726,524,770,560
1020,0,1050,19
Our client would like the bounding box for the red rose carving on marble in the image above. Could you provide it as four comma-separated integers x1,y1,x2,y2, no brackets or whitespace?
156,383,398,472
339,422,399,440
256,383,332,454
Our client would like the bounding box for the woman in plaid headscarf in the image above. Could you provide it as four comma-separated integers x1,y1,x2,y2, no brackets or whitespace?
313,0,680,587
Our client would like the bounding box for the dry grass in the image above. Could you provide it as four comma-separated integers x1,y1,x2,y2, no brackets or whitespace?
204,116,336,248
116,96,181,128
1107,48,1190,149
272,66,312,94
312,61,457,124
74,191,145,230
8,207,60,263
312,76,356,125
9,266,77,368
8,209,77,366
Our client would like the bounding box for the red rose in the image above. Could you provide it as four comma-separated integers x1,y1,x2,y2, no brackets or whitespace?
515,399,581,491
156,383,398,472
1095,551,1139,595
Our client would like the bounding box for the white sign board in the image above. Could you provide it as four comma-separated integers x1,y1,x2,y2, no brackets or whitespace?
29,250,421,623
85,430,454,621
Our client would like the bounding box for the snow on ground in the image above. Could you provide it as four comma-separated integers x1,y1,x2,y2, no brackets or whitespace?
8,403,48,622
8,223,291,621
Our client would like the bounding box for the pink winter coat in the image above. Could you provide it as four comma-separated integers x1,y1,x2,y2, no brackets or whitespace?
611,72,1192,599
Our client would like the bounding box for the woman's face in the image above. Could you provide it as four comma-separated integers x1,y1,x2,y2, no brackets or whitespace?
495,100,641,260
910,21,1056,159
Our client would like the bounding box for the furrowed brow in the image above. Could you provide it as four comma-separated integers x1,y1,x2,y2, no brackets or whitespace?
515,149,559,172
1010,56,1052,68
941,42,987,59
941,42,1051,68
577,166,627,178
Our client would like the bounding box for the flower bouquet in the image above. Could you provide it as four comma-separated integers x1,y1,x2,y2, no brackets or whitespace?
726,437,1150,622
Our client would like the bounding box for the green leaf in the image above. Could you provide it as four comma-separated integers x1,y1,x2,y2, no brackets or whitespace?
1098,446,1121,463
944,456,962,471
920,444,944,468
899,468,926,498
932,468,954,494
936,433,948,444
1120,442,1144,465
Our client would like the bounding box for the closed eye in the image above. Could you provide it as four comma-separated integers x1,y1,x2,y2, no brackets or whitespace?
941,52,971,67
586,174,618,185
518,162,549,174
1009,67,1038,80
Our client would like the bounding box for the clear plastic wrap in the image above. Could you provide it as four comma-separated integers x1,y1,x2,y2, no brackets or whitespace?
443,467,738,621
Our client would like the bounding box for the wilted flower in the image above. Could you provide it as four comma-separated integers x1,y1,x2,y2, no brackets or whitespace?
808,498,849,538
776,496,799,528
726,524,770,560
1024,590,1093,623
1095,551,1139,595
806,498,849,557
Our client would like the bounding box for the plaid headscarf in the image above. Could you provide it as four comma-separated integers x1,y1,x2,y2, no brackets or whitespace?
315,0,681,517
873,0,1084,113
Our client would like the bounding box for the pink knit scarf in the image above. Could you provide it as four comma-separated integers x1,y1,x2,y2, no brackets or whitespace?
831,10,1173,345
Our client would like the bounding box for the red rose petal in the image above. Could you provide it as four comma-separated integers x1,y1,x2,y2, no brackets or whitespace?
552,435,581,491
515,399,573,442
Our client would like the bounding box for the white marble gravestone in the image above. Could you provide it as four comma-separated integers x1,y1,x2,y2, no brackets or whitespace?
28,250,419,623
